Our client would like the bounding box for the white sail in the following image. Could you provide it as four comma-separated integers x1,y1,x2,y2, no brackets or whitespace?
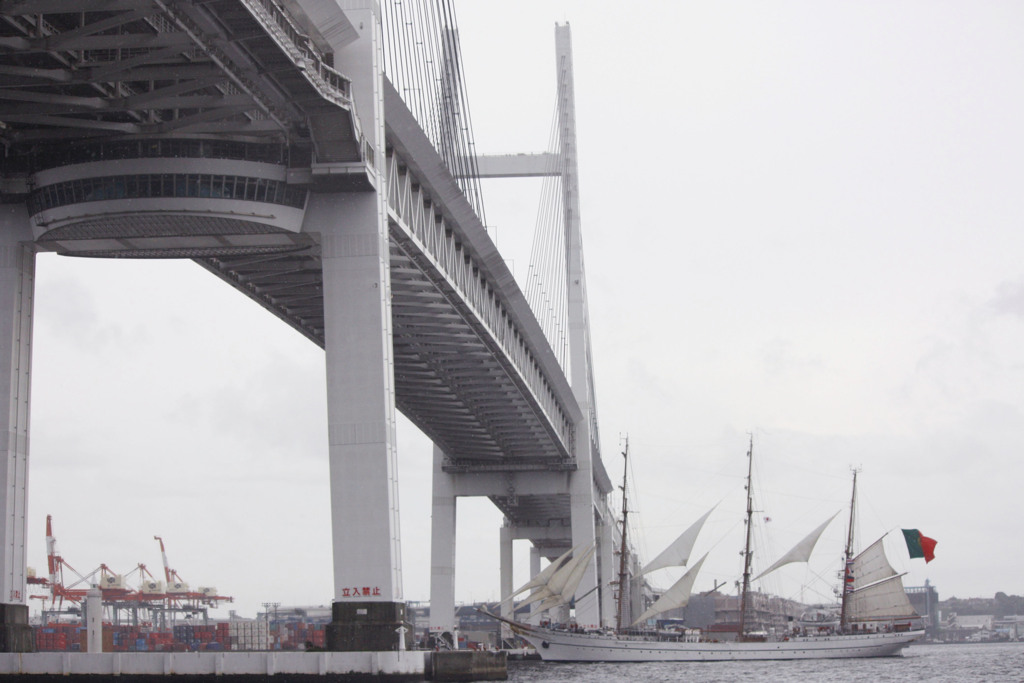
752,511,840,582
517,556,579,609
517,544,595,610
847,574,918,621
558,545,596,603
851,537,898,587
631,553,709,626
533,545,597,613
498,544,578,608
846,536,918,621
640,505,717,575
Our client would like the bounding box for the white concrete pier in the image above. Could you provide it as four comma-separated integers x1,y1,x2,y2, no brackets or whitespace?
0,651,426,678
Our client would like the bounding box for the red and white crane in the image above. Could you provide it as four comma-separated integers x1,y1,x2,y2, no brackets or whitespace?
35,515,125,612
152,535,232,606
153,535,186,587
29,518,233,623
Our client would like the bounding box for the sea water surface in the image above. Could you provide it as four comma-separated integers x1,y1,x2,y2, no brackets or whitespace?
505,642,1024,682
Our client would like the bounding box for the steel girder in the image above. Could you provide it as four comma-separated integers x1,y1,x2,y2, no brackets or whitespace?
0,0,358,159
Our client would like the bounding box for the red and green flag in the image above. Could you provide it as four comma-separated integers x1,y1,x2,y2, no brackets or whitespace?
902,529,937,563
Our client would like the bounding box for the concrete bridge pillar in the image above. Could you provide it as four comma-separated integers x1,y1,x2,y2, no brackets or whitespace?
315,1,410,652
527,546,541,624
498,524,513,642
599,513,616,627
569,443,599,628
429,444,457,646
315,190,409,650
0,205,35,652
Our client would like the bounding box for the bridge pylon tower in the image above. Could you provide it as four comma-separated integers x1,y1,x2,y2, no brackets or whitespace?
557,22,607,631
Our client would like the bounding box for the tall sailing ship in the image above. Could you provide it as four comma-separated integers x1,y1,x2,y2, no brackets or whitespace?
486,438,926,662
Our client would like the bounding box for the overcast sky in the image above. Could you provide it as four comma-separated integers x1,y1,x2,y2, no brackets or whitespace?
25,1,1024,619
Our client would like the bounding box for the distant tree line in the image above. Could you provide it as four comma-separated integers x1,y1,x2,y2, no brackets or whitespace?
940,593,1024,617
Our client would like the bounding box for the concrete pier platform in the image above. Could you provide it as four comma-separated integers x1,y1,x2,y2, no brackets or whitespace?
0,651,426,680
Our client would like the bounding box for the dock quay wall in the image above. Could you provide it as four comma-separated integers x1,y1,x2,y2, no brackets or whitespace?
0,651,426,680
426,650,507,681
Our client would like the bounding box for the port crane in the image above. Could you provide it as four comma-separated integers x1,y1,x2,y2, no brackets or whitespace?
31,515,130,617
29,516,232,626
154,536,187,588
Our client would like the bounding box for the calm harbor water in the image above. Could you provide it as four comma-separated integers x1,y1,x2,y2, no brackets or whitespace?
505,643,1024,682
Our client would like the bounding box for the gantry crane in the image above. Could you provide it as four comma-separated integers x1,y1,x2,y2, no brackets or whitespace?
31,517,232,627
153,536,187,587
152,535,233,621
34,515,128,620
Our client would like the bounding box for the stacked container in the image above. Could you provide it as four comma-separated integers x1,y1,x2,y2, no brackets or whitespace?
34,627,68,651
33,623,83,651
34,618,291,652
215,621,231,650
277,622,327,650
147,630,174,651
307,626,326,649
227,620,270,651
172,623,194,646
109,625,144,651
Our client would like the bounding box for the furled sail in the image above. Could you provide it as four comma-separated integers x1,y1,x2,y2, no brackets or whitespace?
497,544,579,609
640,505,716,575
752,511,840,582
846,536,918,621
631,553,709,626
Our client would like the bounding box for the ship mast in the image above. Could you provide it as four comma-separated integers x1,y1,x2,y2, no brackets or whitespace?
838,467,859,633
737,435,755,640
615,437,630,632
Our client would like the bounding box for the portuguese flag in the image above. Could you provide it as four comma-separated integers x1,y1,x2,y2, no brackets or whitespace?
902,529,937,563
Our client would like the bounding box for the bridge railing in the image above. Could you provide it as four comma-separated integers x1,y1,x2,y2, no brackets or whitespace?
241,0,352,102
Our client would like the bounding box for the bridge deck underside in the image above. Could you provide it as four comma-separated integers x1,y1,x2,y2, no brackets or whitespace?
200,241,574,528
0,0,356,158
492,496,571,540
389,248,567,466
199,236,570,464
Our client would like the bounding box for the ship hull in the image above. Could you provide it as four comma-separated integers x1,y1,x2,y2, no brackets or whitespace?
513,625,923,662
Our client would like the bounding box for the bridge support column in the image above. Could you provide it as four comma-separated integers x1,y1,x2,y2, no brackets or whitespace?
598,513,615,627
316,188,410,650
569,451,599,628
527,546,541,625
429,444,457,647
310,1,411,652
0,206,35,652
498,524,513,642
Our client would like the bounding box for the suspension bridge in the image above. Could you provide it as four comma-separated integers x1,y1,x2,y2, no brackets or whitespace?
0,0,621,667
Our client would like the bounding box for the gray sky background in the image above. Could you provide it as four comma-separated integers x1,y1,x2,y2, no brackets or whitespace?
25,1,1024,618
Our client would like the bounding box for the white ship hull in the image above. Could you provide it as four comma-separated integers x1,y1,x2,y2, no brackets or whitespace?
513,623,923,662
